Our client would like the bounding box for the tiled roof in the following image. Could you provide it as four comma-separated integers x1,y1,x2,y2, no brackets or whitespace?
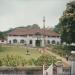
8,28,60,36
0,38,6,40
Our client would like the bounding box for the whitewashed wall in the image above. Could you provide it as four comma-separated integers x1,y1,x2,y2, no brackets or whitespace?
0,40,7,44
7,35,61,47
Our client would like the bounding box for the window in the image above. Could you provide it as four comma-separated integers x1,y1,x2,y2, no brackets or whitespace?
20,40,25,43
57,36,60,38
9,40,11,44
29,40,32,44
52,40,55,44
1,40,4,42
13,39,17,43
47,40,50,44
57,42,59,45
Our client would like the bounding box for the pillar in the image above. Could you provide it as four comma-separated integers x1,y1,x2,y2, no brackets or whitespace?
56,60,63,75
69,51,75,75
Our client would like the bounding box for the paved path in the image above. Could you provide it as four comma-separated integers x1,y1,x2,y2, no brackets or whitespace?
43,48,70,68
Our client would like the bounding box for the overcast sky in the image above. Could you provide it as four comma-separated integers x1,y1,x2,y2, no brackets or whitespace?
0,0,73,31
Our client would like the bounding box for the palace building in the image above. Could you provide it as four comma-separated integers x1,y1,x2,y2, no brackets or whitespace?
7,28,61,47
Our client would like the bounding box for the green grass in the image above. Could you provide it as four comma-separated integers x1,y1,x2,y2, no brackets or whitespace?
48,45,73,57
0,44,67,66
0,45,41,60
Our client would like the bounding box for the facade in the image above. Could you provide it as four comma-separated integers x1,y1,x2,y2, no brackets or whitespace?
0,38,7,44
7,28,61,47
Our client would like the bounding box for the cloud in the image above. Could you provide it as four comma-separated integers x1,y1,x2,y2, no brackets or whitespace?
0,0,72,31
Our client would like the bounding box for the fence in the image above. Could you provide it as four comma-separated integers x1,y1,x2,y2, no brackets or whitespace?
0,66,71,75
0,67,43,75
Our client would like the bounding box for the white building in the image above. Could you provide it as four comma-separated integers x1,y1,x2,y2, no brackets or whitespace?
7,28,61,47
0,38,7,44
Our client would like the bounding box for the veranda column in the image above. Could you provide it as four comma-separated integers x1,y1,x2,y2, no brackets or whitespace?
32,40,35,47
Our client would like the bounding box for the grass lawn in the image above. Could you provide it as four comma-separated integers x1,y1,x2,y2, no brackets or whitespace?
0,45,42,60
0,44,65,66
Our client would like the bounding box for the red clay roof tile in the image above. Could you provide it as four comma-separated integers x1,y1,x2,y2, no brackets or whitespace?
8,28,60,37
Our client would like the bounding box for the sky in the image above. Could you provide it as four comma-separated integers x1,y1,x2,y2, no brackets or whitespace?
0,0,73,31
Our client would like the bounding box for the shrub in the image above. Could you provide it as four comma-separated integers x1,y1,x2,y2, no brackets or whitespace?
27,59,36,65
1,55,27,67
35,54,57,66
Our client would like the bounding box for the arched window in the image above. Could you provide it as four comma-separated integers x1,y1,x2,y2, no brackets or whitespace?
13,39,17,43
52,40,55,44
29,40,32,44
20,39,25,43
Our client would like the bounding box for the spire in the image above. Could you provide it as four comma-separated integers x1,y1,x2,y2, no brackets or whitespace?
43,16,45,29
43,16,46,47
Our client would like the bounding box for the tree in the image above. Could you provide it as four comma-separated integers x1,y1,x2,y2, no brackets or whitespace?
16,24,40,29
31,24,40,29
56,1,75,44
26,24,40,29
53,23,62,33
0,32,5,39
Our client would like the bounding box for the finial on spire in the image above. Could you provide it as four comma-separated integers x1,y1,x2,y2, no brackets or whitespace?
43,16,45,22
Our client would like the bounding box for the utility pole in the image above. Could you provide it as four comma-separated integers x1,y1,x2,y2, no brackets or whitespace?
43,16,46,47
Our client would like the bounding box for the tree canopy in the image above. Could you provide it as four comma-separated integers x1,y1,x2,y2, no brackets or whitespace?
0,32,5,39
54,1,75,44
17,24,40,29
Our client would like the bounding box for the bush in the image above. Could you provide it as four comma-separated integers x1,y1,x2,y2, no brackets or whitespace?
0,54,57,66
49,45,74,57
0,55,27,67
27,59,36,65
35,54,57,66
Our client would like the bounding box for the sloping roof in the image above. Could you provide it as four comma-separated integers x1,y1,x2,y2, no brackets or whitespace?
8,28,60,36
0,38,6,41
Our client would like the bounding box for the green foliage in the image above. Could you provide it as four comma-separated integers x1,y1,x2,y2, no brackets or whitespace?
0,45,58,67
15,24,40,29
27,59,36,65
30,24,40,29
0,55,27,67
53,23,62,33
0,32,5,39
24,24,40,29
0,54,57,67
0,60,2,66
49,45,75,57
35,54,57,66
54,1,75,44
